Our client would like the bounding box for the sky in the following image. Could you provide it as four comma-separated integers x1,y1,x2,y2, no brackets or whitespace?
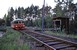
0,0,77,18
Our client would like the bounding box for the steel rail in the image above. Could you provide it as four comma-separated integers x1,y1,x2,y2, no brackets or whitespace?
19,29,77,50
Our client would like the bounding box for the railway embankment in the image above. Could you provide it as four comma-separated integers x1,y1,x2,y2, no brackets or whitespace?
45,31,77,44
0,26,7,37
0,28,30,50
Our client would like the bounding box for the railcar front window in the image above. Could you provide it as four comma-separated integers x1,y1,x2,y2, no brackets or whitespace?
14,21,18,24
19,21,21,23
21,21,24,23
19,21,24,23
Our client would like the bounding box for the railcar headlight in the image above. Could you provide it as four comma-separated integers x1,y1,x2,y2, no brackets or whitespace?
23,25,25,26
16,26,18,27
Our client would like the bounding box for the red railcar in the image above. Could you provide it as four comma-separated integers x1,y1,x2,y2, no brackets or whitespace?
11,19,25,30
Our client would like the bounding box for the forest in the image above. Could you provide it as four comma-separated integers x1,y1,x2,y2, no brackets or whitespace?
1,0,77,34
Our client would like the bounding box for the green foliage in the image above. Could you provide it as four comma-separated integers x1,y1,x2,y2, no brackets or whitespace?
37,18,42,27
0,28,30,50
33,16,53,28
0,26,6,32
33,18,42,27
53,3,63,17
3,14,7,21
3,7,14,26
8,7,14,21
24,19,33,26
44,16,53,28
3,4,52,27
0,19,5,26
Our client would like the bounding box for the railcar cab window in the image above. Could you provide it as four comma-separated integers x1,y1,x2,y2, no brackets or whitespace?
14,21,18,24
18,21,24,23
11,19,24,24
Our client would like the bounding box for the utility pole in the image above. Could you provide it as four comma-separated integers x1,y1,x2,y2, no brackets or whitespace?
42,0,45,33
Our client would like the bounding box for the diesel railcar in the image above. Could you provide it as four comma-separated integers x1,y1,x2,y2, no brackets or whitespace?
11,19,25,30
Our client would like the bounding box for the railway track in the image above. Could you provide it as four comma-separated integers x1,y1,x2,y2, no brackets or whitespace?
19,29,77,50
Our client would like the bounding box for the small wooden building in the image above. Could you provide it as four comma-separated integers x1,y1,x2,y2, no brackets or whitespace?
53,17,69,34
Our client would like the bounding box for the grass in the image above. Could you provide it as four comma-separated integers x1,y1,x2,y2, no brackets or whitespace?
45,31,77,38
0,28,30,50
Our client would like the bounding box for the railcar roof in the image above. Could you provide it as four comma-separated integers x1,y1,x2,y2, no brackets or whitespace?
13,19,23,21
11,19,24,23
